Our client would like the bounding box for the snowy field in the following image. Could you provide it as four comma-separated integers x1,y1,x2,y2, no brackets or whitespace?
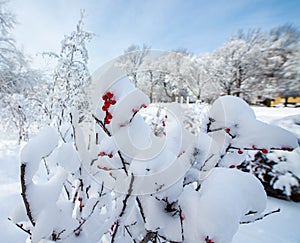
0,106,299,243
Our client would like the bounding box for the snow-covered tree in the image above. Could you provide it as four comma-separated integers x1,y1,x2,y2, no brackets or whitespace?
209,37,264,101
46,12,93,125
116,44,150,87
0,0,42,142
12,58,298,243
265,25,300,104
206,26,300,103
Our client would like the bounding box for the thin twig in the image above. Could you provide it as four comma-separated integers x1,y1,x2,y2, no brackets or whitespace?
240,208,280,224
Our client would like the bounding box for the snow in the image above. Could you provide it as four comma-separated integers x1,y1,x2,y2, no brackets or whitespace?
179,168,267,243
0,105,299,242
232,197,300,243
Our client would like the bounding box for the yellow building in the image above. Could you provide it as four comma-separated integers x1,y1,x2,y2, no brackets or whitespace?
271,96,300,107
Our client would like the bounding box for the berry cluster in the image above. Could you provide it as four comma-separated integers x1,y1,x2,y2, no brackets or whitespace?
98,151,113,158
77,197,85,212
102,91,116,124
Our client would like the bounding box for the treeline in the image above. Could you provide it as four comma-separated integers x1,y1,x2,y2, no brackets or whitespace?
117,25,300,104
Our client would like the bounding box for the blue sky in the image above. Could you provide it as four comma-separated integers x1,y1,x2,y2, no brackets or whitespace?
9,0,300,72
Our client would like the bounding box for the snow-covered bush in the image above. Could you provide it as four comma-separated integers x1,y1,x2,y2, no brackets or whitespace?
239,114,300,202
240,149,300,202
11,59,298,243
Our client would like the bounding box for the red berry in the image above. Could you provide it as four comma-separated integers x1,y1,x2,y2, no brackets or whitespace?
142,104,147,108
106,92,114,98
79,204,84,209
78,197,83,202
110,100,116,105
180,214,185,221
162,121,166,127
108,153,113,158
229,164,236,168
109,172,113,176
99,151,106,156
132,108,138,113
102,105,108,111
106,112,113,119
19,224,23,227
252,145,257,149
105,119,111,124
205,237,214,243
238,150,243,154
225,128,231,133
165,115,168,119
102,95,108,101
261,148,268,154
104,101,111,108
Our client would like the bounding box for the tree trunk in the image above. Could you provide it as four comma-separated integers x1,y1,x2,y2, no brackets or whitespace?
284,97,288,107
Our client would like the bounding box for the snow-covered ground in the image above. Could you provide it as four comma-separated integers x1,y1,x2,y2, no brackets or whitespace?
0,106,299,243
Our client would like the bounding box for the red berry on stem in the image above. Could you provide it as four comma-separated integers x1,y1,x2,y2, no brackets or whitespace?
108,153,113,158
238,149,243,154
106,92,113,98
205,236,214,243
225,128,231,133
162,121,166,127
105,119,111,124
104,101,111,108
181,214,185,221
229,164,236,168
261,148,268,154
110,100,116,105
252,145,257,149
142,104,147,108
102,105,108,111
102,95,108,101
107,112,113,119
99,151,106,156
78,197,83,202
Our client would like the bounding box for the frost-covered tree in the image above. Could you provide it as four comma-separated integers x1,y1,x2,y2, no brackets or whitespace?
46,12,93,124
0,0,42,142
116,44,150,87
265,25,300,103
207,26,300,103
153,50,191,102
0,1,36,95
209,37,264,101
181,54,215,101
12,59,298,243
